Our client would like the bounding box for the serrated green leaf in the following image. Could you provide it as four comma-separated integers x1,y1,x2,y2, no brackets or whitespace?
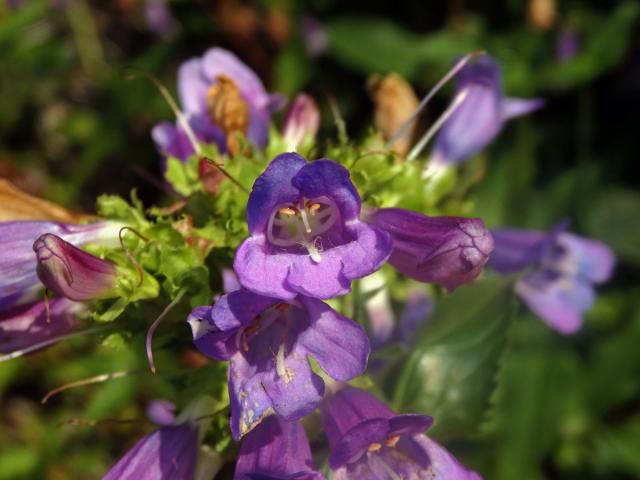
165,156,201,196
391,277,516,438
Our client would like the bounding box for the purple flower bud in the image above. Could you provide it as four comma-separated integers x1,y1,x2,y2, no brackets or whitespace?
188,288,369,440
0,221,121,311
235,415,323,479
431,56,544,167
103,422,199,480
34,234,117,302
153,47,285,160
0,299,80,355
367,208,494,291
234,153,393,300
489,225,615,333
282,94,320,151
321,386,482,479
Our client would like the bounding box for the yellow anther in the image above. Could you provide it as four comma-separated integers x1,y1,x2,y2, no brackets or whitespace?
367,442,382,453
278,207,297,217
308,203,321,215
385,435,400,448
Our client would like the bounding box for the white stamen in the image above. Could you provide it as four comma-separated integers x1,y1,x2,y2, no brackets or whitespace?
299,207,313,233
407,88,470,161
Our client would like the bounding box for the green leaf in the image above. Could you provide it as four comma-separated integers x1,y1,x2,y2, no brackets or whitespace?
587,188,640,267
391,277,516,438
165,156,201,197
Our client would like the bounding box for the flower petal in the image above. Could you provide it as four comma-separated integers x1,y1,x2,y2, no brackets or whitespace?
516,271,594,334
297,296,369,382
292,160,361,222
245,153,308,235
177,57,209,116
559,234,615,283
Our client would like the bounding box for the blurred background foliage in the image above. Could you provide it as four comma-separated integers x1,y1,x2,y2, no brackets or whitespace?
1,1,639,479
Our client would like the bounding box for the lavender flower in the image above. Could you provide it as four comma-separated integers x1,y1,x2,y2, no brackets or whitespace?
145,400,177,426
153,48,284,160
321,386,482,479
0,299,80,355
144,0,175,39
34,234,117,302
0,221,121,311
103,422,199,480
489,225,615,333
366,208,494,291
234,153,393,300
430,56,544,168
282,94,320,151
188,288,369,439
234,415,323,479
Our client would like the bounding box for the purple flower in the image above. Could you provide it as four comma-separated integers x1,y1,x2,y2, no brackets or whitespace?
321,386,482,479
431,56,544,168
0,299,80,355
34,234,117,302
0,221,121,311
234,153,393,300
103,422,199,480
489,225,615,333
187,288,369,440
366,208,494,291
154,47,284,160
234,415,323,480
299,16,329,57
282,94,320,151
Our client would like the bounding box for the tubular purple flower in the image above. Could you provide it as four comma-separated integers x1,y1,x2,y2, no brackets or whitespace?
152,115,225,163
366,208,494,291
0,221,122,311
187,288,369,440
234,153,393,300
282,94,320,151
34,233,117,302
489,225,615,333
0,299,80,355
430,55,544,168
103,422,199,480
321,386,482,479
234,415,323,480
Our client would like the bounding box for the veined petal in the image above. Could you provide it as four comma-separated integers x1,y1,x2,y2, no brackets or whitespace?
297,296,369,382
235,416,323,480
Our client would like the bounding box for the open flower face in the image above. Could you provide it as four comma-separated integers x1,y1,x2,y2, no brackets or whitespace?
188,289,369,440
234,153,393,300
322,387,482,479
